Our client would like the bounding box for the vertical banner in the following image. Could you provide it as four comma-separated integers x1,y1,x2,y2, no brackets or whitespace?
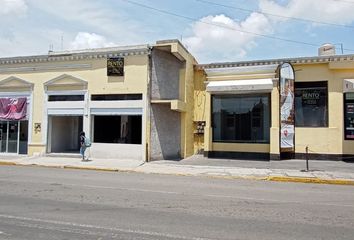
0,97,27,120
279,63,295,152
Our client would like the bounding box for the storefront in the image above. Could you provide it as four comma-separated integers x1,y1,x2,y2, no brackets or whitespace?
2,39,352,161
196,64,278,160
44,76,87,154
89,93,144,159
0,40,196,161
195,55,354,161
0,77,33,155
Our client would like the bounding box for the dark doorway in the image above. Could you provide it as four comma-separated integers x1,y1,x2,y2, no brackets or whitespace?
49,116,83,153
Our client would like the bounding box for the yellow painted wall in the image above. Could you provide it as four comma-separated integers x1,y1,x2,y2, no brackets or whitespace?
193,69,276,155
293,63,354,155
270,84,280,155
180,48,196,158
0,55,149,156
193,70,207,153
193,61,354,157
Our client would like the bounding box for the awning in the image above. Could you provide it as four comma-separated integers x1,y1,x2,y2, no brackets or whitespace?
204,65,279,77
0,97,27,120
90,108,142,115
344,79,354,93
206,79,274,94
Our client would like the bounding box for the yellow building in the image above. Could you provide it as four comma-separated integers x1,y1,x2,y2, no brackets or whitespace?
1,39,353,161
194,51,354,161
0,40,196,161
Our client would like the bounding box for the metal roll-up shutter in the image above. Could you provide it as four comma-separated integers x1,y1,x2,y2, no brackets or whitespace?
47,108,84,115
90,108,143,115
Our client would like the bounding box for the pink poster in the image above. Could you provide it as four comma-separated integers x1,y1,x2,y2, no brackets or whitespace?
0,97,27,120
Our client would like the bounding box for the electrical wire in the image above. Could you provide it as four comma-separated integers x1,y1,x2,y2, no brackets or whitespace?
196,0,354,29
121,0,354,52
330,0,354,4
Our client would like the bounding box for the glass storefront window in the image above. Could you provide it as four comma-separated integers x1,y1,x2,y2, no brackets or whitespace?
295,81,328,127
0,120,28,154
212,95,270,143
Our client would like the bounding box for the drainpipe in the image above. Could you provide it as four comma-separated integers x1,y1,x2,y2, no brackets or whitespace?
145,46,153,162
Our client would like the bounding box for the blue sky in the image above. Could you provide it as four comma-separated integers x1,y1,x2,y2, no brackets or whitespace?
1,0,354,63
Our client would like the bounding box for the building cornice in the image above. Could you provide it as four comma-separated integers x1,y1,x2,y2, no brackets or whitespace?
196,54,354,70
0,45,150,65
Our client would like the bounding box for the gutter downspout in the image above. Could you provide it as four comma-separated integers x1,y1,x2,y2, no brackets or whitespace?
145,46,153,162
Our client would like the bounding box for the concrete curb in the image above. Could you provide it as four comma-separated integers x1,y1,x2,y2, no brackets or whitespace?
267,176,354,186
1,160,354,186
0,161,17,166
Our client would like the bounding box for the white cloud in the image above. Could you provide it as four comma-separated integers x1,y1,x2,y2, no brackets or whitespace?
0,0,27,16
183,13,273,62
259,0,354,25
27,0,142,44
69,32,115,50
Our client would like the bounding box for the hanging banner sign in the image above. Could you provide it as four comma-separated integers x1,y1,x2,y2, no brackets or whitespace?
0,97,27,120
279,63,295,152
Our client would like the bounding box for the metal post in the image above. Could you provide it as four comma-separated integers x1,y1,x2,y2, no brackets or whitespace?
17,121,20,154
305,146,309,171
6,121,9,153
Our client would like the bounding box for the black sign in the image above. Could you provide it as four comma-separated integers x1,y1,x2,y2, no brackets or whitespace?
107,58,124,76
345,102,354,140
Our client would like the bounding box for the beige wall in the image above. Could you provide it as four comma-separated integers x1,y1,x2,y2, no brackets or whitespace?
194,61,354,158
193,70,207,153
294,63,354,155
181,51,196,158
0,55,149,156
193,69,276,155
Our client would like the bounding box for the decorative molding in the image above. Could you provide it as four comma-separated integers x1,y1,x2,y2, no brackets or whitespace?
0,76,34,88
0,63,91,73
44,74,87,87
0,46,149,67
196,54,354,70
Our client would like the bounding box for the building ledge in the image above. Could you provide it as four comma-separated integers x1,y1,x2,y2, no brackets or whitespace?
151,99,186,112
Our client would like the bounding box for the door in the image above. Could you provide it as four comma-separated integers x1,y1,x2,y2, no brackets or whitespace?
48,116,83,153
0,121,28,154
0,122,7,153
7,121,19,153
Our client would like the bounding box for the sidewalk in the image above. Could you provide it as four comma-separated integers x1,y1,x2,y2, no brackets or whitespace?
0,154,354,185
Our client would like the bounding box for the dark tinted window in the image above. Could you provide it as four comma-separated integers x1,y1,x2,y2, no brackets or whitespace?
48,95,84,101
295,81,328,127
91,94,142,101
212,95,270,143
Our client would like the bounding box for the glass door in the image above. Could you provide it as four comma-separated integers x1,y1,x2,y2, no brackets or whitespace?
7,121,19,153
0,122,7,153
0,121,26,154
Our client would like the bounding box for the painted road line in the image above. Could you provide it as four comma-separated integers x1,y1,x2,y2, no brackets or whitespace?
0,214,212,240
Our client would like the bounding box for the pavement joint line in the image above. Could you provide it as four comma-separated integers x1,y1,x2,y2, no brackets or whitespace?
1,160,354,186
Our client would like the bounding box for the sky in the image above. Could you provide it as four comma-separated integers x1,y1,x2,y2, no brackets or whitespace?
1,0,354,63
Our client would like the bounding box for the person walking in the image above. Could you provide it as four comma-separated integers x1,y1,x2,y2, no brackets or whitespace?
79,131,86,161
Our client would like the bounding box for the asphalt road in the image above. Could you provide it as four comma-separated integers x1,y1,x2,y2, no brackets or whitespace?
0,165,353,240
